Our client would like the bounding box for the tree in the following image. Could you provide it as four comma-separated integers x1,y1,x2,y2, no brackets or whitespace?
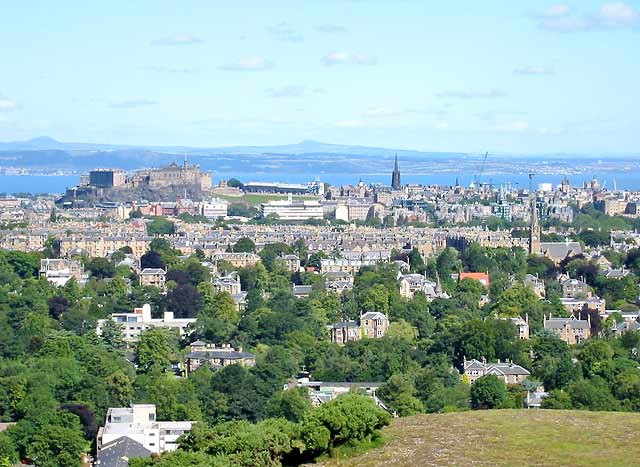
163,284,203,318
100,320,126,354
141,250,166,270
259,243,293,272
302,394,391,453
136,328,176,373
147,217,176,235
227,178,243,188
378,374,424,416
11,410,87,467
85,257,116,279
266,387,313,423
470,375,510,409
48,295,70,320
233,237,256,253
386,319,418,341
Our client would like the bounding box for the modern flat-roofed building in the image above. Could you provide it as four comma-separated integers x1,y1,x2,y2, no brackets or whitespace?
97,404,194,455
96,304,195,343
261,195,323,221
200,199,228,219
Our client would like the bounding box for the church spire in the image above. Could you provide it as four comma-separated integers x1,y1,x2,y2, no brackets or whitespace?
391,153,401,190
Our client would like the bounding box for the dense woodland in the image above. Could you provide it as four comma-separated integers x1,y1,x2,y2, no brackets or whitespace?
2,232,640,466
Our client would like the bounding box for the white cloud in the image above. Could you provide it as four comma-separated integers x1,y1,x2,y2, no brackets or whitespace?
219,57,275,71
147,66,200,74
268,22,303,42
266,85,305,98
538,17,591,32
595,2,639,27
316,24,347,33
535,2,639,31
335,120,365,128
365,107,396,117
434,122,449,130
513,65,555,75
323,51,377,66
495,121,529,132
0,97,17,111
437,89,506,99
540,4,572,17
109,99,157,109
150,34,203,46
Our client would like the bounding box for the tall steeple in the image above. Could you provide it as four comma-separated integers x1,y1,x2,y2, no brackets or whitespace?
391,153,401,190
529,190,541,255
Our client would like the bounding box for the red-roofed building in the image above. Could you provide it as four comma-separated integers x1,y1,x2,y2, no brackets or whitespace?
459,272,490,288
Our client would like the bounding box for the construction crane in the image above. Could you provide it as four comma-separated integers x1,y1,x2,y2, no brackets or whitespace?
474,152,489,188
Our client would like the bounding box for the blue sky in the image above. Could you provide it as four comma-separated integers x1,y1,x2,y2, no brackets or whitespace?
0,0,638,153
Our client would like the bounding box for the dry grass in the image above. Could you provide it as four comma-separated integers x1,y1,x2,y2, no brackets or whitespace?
311,410,640,467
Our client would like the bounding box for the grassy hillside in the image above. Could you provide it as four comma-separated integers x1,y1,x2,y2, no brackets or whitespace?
312,409,640,467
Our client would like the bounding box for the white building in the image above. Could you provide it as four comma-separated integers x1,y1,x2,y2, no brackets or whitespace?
39,258,89,287
261,195,324,221
96,304,196,343
97,404,194,456
199,198,228,219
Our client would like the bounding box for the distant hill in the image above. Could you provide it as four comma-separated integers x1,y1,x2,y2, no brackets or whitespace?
312,409,640,467
0,136,462,158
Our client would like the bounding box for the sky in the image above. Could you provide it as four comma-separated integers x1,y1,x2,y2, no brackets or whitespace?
0,0,638,154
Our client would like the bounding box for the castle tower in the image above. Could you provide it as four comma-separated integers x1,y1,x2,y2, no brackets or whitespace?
391,154,401,190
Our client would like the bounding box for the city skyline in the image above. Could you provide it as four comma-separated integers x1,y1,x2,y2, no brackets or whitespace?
0,1,639,153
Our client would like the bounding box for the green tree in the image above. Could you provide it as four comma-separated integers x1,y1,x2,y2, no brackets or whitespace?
266,387,313,423
147,217,176,235
233,237,256,253
136,328,176,373
470,375,510,409
85,257,116,279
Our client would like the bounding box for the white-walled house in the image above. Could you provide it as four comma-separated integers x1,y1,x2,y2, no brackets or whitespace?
97,404,194,456
96,303,195,342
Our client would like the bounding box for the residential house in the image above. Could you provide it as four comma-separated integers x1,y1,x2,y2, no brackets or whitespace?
97,404,193,456
286,376,383,407
212,252,260,268
279,254,301,273
510,315,530,340
543,314,591,344
293,284,313,298
360,311,389,339
560,297,606,314
459,271,490,288
184,341,255,375
523,274,545,299
330,321,362,344
95,436,152,467
463,358,530,385
139,268,166,291
213,272,241,296
562,278,591,298
40,258,88,287
96,304,196,343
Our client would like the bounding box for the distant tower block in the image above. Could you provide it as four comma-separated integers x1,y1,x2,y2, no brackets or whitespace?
391,154,401,190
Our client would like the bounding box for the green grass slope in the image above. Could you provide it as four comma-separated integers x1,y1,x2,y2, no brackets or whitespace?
312,409,640,467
